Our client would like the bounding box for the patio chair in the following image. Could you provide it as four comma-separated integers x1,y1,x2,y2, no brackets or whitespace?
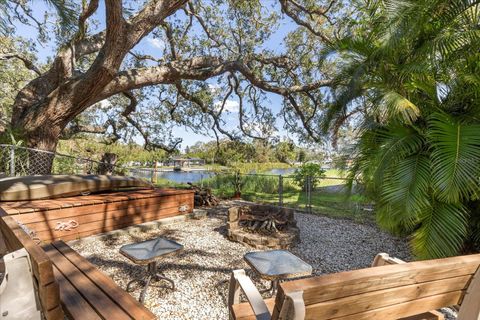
0,248,42,320
228,252,480,320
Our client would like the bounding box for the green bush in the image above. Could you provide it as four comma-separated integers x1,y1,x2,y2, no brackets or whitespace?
293,163,325,190
202,173,300,198
52,156,77,174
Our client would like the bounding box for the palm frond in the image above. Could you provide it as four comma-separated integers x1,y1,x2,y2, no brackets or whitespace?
429,112,480,203
412,201,468,259
369,125,425,184
381,154,431,218
45,0,77,32
381,90,420,124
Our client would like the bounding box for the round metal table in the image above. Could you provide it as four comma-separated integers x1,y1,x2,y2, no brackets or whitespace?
120,237,183,303
244,250,312,296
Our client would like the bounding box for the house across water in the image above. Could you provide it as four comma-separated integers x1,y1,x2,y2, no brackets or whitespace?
169,157,206,171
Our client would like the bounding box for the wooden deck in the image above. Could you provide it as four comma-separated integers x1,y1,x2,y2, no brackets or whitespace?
0,189,194,243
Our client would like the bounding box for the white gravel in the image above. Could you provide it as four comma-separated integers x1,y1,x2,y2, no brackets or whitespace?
68,201,420,320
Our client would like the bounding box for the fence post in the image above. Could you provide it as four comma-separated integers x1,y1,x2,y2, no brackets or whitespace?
9,146,15,176
307,175,312,214
152,161,158,184
278,174,283,207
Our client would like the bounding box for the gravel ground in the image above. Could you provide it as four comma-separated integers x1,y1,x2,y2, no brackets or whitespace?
69,201,456,320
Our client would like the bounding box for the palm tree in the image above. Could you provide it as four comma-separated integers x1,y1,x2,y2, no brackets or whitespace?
324,0,480,258
0,0,76,36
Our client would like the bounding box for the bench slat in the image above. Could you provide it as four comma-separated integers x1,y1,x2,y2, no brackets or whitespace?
42,305,65,320
43,243,133,320
51,264,102,320
320,291,462,320
304,275,469,318
280,254,480,306
232,298,276,320
38,281,61,312
51,240,156,320
0,216,55,285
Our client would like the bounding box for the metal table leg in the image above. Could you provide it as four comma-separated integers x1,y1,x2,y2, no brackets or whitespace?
126,261,176,303
259,279,279,297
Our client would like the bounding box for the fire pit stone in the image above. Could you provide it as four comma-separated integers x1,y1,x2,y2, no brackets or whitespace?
226,204,300,249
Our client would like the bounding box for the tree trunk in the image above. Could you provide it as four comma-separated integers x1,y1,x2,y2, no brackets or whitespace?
12,97,69,175
97,152,118,175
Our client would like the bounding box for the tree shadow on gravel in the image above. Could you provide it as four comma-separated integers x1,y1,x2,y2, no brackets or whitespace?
213,225,228,237
85,252,271,308
96,227,183,246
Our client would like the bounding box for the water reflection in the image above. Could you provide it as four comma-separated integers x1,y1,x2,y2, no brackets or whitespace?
129,169,215,183
129,167,296,184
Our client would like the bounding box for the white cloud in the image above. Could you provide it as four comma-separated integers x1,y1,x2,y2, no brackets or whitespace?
98,100,112,108
214,99,239,113
208,83,221,93
146,37,165,50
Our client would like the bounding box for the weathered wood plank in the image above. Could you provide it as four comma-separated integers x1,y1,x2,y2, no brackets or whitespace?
50,262,103,320
280,254,480,306
19,198,190,231
0,189,194,214
52,240,156,320
42,305,65,320
232,298,276,320
38,280,61,312
43,244,133,320
2,189,194,243
317,291,462,320
33,205,187,242
304,275,469,318
0,216,55,285
457,265,480,320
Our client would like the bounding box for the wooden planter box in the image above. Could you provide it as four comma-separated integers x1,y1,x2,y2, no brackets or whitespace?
0,189,194,243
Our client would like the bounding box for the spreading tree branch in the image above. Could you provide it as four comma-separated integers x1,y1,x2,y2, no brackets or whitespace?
0,53,41,75
121,91,181,152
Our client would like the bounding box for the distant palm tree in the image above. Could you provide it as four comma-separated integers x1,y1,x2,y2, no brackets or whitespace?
0,0,77,36
324,0,480,258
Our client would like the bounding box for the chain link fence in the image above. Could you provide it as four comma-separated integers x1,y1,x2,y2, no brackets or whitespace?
174,171,374,221
0,144,125,177
0,144,373,220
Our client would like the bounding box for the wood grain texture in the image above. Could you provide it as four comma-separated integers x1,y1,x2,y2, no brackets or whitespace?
457,265,480,320
232,253,480,320
51,240,155,320
43,243,133,320
0,189,194,214
303,276,469,318
232,298,276,320
318,291,462,320
50,263,103,320
280,254,480,305
1,189,194,243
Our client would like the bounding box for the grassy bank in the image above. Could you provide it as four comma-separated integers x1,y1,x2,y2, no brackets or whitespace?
151,166,373,223
199,172,373,223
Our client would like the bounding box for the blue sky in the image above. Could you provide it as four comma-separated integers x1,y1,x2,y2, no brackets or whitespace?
13,1,303,151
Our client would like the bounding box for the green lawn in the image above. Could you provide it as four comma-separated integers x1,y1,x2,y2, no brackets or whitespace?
205,173,373,223
154,170,374,223
239,189,373,223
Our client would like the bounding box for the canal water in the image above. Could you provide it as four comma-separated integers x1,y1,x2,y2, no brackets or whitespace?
129,169,214,183
129,167,297,184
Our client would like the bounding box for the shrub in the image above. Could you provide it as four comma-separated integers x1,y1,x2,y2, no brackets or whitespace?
293,163,325,190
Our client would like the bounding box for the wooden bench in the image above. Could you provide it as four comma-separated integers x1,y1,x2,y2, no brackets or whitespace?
228,252,480,320
0,215,156,320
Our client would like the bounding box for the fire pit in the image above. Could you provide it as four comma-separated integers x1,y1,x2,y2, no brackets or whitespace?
226,204,300,249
